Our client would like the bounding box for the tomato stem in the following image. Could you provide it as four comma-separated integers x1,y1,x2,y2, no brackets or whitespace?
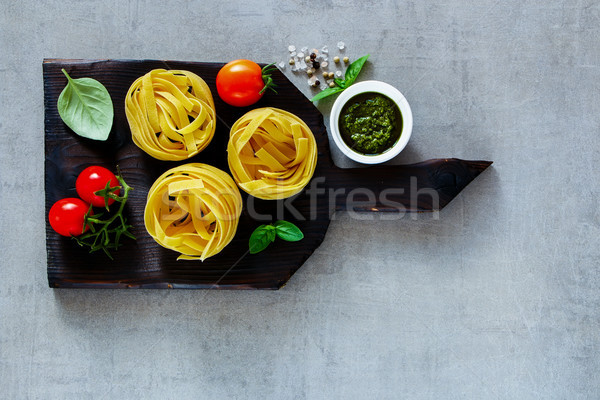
94,182,123,210
260,63,278,95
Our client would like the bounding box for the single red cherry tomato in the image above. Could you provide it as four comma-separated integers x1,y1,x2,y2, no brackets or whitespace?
216,59,276,107
49,198,92,237
76,166,120,208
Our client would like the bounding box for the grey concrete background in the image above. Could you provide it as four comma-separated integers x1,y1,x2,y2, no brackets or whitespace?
1,0,599,398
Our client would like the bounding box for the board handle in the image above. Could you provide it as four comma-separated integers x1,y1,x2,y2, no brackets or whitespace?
320,158,492,212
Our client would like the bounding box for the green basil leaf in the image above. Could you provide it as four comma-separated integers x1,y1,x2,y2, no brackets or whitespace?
249,225,276,254
311,86,345,102
344,54,370,86
334,78,346,88
273,220,304,242
266,226,276,242
57,69,114,141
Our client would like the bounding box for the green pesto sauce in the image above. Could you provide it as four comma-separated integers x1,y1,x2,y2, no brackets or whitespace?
339,92,402,155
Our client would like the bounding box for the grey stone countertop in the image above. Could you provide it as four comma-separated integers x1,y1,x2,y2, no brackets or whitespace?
1,1,598,399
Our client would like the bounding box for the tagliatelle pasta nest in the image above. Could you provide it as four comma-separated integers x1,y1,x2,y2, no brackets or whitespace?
144,163,243,261
227,107,318,200
125,69,216,161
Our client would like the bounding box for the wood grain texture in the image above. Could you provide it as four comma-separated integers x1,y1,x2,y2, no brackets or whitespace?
43,59,492,289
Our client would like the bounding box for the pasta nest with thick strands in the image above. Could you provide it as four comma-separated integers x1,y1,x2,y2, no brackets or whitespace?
125,69,216,161
144,163,243,261
227,107,318,200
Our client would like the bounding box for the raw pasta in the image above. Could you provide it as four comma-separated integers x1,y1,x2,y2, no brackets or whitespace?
227,107,317,200
125,69,216,161
144,163,243,261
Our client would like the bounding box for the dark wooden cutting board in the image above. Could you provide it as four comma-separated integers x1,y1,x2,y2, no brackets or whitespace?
43,59,492,289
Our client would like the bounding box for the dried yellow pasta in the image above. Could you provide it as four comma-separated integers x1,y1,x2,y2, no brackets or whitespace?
227,107,317,200
125,69,216,161
144,163,243,261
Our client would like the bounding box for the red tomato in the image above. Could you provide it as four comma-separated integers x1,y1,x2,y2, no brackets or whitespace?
49,198,92,237
216,59,267,107
76,166,120,208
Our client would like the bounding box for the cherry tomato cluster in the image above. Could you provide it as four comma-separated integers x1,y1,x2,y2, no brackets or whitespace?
216,60,278,107
48,166,120,237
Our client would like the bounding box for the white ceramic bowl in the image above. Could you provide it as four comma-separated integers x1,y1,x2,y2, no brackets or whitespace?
329,80,413,164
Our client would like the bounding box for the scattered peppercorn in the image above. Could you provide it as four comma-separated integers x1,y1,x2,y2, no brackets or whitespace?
305,56,311,63
329,82,336,88
313,61,320,69
289,59,295,65
322,71,329,78
343,56,350,63
310,53,317,60
333,56,340,63
328,72,335,79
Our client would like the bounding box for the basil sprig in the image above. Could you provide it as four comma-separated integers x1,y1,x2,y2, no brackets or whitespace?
249,220,304,254
311,54,370,102
57,69,114,141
